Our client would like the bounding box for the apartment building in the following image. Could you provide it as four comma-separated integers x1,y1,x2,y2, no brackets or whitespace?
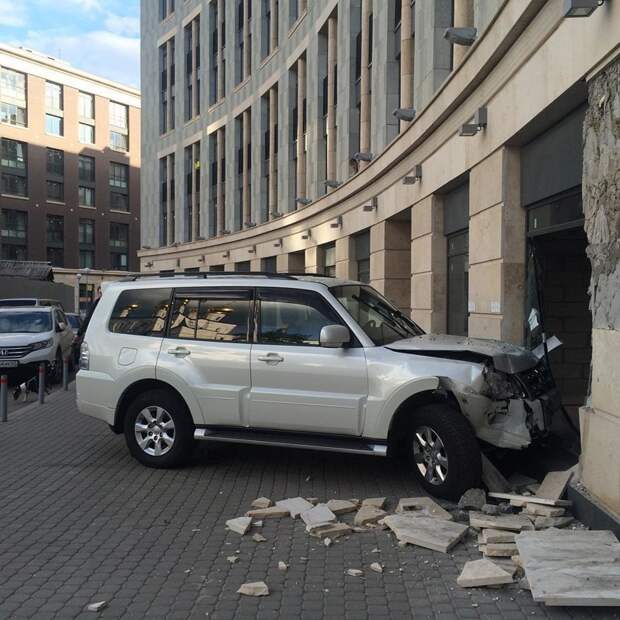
140,2,620,524
0,44,141,285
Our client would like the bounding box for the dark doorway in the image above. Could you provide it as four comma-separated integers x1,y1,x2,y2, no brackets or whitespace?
447,231,469,336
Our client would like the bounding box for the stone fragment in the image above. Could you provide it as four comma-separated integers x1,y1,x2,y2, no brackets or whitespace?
278,561,288,571
253,520,263,527
480,529,516,544
498,503,518,514
354,505,387,526
323,537,332,547
533,515,574,529
306,497,319,505
481,503,501,516
507,473,539,493
276,497,314,518
481,454,512,493
511,555,523,568
86,601,108,612
469,512,534,532
370,562,383,573
252,533,267,542
301,504,337,529
457,559,514,588
489,492,571,508
362,497,386,509
458,488,487,511
227,555,239,564
483,543,518,557
396,497,453,520
308,522,352,540
452,509,470,523
226,516,252,535
489,558,520,579
250,497,272,509
524,503,565,517
237,581,269,597
518,576,531,591
536,469,574,501
383,514,468,553
326,499,358,515
346,569,363,577
245,506,290,519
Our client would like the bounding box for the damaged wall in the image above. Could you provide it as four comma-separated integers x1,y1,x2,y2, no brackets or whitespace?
579,55,620,516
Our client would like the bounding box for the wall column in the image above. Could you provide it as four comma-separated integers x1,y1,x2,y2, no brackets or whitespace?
468,147,525,343
370,218,411,314
270,0,278,52
359,0,372,169
268,87,278,218
452,0,474,68
336,237,356,280
410,195,447,332
216,128,225,235
242,109,251,227
304,246,319,274
296,55,307,201
243,0,251,80
400,0,414,131
326,14,337,185
217,0,225,100
166,155,174,245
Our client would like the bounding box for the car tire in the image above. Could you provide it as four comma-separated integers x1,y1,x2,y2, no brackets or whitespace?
124,389,194,468
407,402,481,500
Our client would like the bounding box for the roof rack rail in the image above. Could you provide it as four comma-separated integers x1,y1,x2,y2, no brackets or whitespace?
117,271,333,282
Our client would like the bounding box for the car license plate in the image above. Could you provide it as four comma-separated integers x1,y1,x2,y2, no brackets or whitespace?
0,360,18,368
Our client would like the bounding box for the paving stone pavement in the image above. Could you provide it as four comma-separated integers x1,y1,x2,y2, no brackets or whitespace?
0,387,618,620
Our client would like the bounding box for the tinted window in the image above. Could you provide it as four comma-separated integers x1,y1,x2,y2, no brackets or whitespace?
0,311,52,333
109,288,171,336
169,292,250,342
258,289,344,346
66,315,81,329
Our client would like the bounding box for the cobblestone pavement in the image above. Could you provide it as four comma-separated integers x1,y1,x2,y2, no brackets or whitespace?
0,387,618,620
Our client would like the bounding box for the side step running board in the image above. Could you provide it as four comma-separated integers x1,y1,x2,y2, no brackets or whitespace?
194,427,388,457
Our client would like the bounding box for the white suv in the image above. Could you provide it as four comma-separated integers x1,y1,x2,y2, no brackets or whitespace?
76,274,560,498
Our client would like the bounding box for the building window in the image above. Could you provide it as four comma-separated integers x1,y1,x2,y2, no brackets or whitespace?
78,92,94,119
0,68,27,127
184,15,201,122
79,219,95,269
289,0,299,26
46,148,64,177
45,114,63,136
110,162,129,211
79,123,95,144
46,215,64,267
79,155,95,184
355,231,370,283
109,101,129,151
1,209,27,260
1,138,27,197
79,186,95,207
159,37,175,134
159,0,175,20
160,153,175,246
184,141,200,241
45,82,63,111
262,256,277,273
46,180,64,202
80,251,94,269
323,242,336,277
110,222,129,270
235,260,251,273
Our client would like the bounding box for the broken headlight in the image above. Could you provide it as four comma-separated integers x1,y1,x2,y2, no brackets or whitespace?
483,367,525,400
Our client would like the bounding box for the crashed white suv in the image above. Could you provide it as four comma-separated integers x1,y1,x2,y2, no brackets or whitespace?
76,274,559,498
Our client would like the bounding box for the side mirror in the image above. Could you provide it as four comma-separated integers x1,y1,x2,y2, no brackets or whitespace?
319,324,350,348
57,322,66,332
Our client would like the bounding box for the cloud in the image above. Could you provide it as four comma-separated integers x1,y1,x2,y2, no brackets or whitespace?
104,14,140,37
0,0,28,27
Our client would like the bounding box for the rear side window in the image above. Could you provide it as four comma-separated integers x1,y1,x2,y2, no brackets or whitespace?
109,288,172,336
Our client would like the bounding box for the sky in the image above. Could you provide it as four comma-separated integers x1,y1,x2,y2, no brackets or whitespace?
0,0,140,88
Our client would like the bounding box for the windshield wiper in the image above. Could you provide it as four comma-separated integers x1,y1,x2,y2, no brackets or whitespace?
352,295,413,339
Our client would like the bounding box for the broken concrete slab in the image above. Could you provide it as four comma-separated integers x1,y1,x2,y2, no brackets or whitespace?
323,537,332,547
480,529,516,544
252,533,267,542
226,516,252,535
275,497,314,518
524,503,565,517
395,497,453,520
354,505,387,526
227,555,239,564
458,488,486,511
86,601,108,612
325,499,358,515
488,492,571,508
278,561,288,571
306,497,319,505
301,503,337,529
481,453,512,493
481,503,501,516
362,497,386,509
515,529,620,606
457,559,514,588
507,473,539,493
308,522,352,540
346,569,363,577
533,515,574,529
383,514,468,553
370,562,383,573
237,581,269,597
245,505,290,519
469,512,534,532
536,469,574,501
250,497,272,509
489,558,521,579
483,542,518,557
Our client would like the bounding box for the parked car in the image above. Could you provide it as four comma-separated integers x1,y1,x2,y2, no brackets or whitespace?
76,274,561,499
0,306,74,386
0,298,63,309
65,313,83,365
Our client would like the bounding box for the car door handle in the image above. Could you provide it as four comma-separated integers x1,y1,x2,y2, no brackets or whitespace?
257,353,284,363
168,346,191,358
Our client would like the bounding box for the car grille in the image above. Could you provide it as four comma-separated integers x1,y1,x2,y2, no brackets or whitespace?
0,345,32,359
516,361,555,398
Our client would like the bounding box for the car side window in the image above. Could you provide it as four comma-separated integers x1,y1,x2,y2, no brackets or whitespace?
168,290,251,343
109,288,172,336
257,288,344,347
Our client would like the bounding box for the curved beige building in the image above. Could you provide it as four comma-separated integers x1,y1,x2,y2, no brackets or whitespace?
140,1,620,522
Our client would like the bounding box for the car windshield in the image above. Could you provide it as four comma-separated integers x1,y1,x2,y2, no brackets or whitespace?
66,315,81,329
330,285,424,346
0,311,52,334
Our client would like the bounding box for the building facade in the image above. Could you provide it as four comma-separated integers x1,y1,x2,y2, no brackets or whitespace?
0,44,141,287
140,1,620,518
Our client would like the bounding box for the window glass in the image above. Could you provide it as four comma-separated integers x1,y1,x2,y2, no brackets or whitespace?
258,288,343,346
45,114,63,136
109,288,171,336
79,92,94,119
1,138,26,169
46,148,64,176
79,155,95,183
79,186,95,207
109,101,128,129
79,123,95,144
45,82,63,111
169,298,199,339
46,180,64,201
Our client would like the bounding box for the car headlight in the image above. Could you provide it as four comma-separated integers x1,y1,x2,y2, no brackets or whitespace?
31,338,54,351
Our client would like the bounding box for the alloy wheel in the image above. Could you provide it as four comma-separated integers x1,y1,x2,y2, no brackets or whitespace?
134,406,176,457
412,425,449,485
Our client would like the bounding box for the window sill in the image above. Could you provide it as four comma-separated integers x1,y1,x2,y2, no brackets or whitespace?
233,76,251,93
1,193,29,201
78,205,96,210
208,100,225,113
46,133,64,138
109,209,130,215
288,9,307,38
0,121,28,130
79,140,96,146
184,115,201,128
259,46,279,69
46,200,66,206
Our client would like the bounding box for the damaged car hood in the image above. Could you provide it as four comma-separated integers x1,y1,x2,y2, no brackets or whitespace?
385,334,539,374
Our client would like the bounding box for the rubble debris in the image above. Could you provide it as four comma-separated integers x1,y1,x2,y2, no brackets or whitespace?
86,601,108,612
518,576,531,591
246,505,290,519
346,569,363,577
511,555,523,568
396,497,453,520
362,497,386,509
481,454,512,493
480,529,516,544
323,537,332,547
250,497,272,509
457,559,514,588
326,499,358,515
488,558,521,579
452,509,470,523
536,469,574,501
458,488,487,511
278,561,288,571
533,515,574,529
354,505,387,526
227,555,239,564
237,581,269,597
482,542,518,557
301,504,337,530
306,497,319,505
498,503,518,515
523,503,565,518
226,517,252,535
276,497,314,518
253,520,264,527
252,533,267,542
469,512,534,532
309,522,351,540
515,529,620,606
383,514,468,553
507,473,539,493
370,562,383,573
489,492,571,508
481,504,501,516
